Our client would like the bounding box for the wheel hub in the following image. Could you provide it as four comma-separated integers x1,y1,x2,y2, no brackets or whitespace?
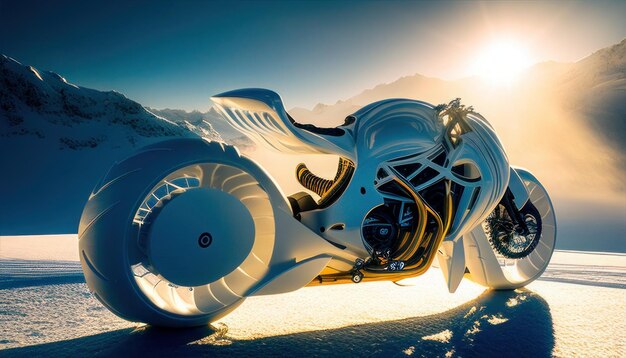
198,232,213,248
147,187,255,287
485,203,542,259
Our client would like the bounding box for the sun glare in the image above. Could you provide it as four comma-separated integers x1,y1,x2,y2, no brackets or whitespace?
470,40,533,85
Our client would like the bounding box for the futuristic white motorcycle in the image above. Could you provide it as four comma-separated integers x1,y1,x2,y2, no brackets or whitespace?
78,89,556,327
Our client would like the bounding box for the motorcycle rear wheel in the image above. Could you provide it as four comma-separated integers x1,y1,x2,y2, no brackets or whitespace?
79,139,278,326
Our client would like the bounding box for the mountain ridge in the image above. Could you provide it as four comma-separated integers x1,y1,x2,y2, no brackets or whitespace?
0,54,201,147
291,39,626,117
0,55,221,234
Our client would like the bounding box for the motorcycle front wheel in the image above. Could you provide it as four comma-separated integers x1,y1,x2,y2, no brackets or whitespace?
464,169,557,289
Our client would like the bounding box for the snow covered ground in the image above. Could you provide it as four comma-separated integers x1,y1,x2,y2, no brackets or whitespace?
0,235,624,357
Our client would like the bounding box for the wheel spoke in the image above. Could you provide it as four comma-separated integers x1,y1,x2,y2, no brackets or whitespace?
484,202,542,259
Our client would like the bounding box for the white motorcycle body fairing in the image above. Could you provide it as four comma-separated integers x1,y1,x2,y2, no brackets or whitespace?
79,89,556,327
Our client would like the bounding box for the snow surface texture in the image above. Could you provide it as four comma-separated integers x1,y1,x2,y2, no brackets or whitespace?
0,235,624,357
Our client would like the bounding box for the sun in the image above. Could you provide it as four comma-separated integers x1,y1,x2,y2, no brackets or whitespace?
470,40,533,85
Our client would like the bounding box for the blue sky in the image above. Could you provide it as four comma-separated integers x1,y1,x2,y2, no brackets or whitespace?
1,0,625,110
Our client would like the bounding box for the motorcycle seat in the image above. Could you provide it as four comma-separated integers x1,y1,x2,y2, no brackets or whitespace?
286,113,355,137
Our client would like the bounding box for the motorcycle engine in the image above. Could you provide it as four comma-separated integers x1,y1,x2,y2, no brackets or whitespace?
362,202,416,263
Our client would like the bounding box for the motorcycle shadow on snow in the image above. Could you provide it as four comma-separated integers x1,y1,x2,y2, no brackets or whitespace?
4,288,554,357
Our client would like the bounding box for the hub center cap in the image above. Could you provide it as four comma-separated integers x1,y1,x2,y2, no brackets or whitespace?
198,232,212,248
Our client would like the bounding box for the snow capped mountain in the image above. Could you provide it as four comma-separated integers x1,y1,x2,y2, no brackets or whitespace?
558,38,626,155
148,107,255,150
147,108,223,142
0,55,215,235
0,55,200,147
562,38,626,87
